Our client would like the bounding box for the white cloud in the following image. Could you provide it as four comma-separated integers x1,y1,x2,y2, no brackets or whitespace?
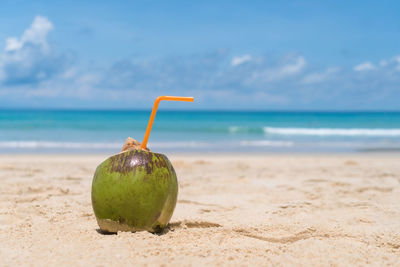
377,56,400,71
279,56,306,76
61,68,77,79
5,16,53,52
302,67,339,84
5,38,23,52
379,60,388,67
0,16,66,85
231,54,252,66
247,55,306,83
78,74,101,84
393,55,400,64
392,55,400,71
354,61,375,72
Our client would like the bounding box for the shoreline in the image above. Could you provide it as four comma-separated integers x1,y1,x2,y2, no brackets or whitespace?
1,150,400,157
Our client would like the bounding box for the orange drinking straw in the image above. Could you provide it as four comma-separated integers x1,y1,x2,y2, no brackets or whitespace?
141,96,194,149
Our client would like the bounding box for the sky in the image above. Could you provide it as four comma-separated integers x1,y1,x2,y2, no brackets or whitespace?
0,0,399,110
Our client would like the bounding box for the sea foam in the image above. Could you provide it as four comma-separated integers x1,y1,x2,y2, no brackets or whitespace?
263,127,400,137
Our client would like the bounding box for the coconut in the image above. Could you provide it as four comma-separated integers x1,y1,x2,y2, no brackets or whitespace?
91,138,178,233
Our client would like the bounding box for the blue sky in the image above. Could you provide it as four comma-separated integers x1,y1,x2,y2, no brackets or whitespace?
0,0,399,110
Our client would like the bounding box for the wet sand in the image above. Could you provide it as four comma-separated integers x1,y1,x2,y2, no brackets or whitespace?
1,153,400,266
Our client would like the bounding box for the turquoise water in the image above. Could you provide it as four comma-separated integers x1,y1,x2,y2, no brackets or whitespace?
1,110,400,153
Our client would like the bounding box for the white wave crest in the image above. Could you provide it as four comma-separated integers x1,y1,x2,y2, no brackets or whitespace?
151,141,209,148
263,127,400,137
228,126,248,133
240,140,293,147
0,141,122,149
0,141,211,149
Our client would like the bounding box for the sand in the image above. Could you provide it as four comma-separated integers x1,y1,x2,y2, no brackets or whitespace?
0,153,400,266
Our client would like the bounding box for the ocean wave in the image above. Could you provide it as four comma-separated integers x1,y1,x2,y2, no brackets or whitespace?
0,141,122,149
263,127,400,137
228,126,245,133
228,126,264,134
0,141,212,150
0,140,297,150
151,141,210,148
239,140,294,147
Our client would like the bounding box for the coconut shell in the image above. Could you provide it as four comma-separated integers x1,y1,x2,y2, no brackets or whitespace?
91,149,177,233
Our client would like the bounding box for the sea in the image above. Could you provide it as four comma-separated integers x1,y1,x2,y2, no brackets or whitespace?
0,110,400,154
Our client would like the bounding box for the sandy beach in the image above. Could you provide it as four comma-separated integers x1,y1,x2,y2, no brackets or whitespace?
1,153,399,266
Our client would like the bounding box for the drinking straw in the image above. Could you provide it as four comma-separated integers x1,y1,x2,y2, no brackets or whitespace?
141,96,194,149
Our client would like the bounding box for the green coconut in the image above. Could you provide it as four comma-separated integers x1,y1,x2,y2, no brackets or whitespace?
91,146,178,233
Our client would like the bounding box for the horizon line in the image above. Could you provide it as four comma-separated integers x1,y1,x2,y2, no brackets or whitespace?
0,108,400,113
